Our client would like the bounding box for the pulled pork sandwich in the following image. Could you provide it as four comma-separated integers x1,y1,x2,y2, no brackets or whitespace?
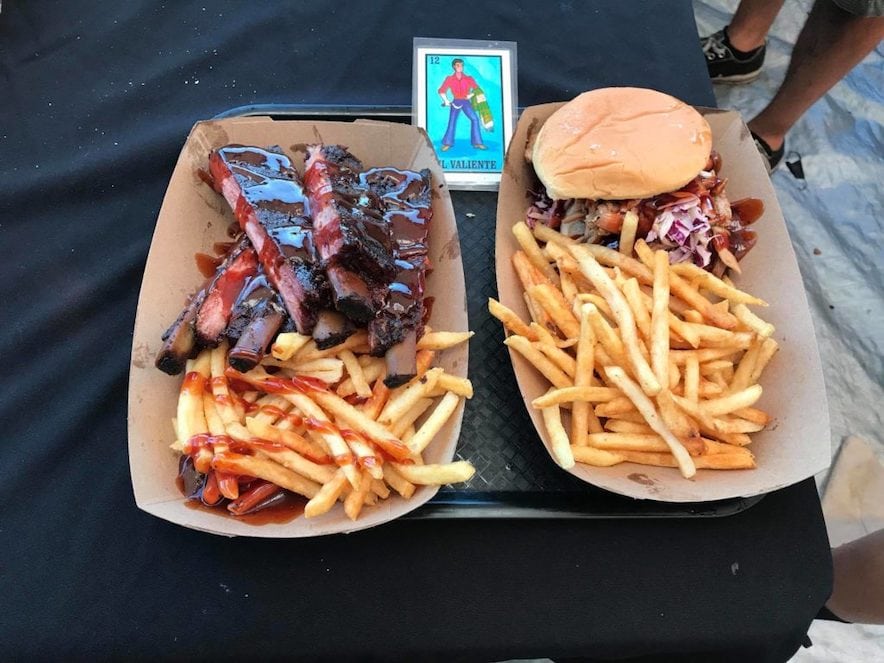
526,87,763,275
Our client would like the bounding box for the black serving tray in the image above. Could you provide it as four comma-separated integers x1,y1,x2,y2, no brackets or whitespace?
213,103,765,519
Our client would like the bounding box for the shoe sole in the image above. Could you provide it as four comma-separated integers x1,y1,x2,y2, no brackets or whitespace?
711,69,762,85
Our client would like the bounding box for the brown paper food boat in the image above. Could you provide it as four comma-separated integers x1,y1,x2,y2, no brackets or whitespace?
128,118,468,536
495,102,830,502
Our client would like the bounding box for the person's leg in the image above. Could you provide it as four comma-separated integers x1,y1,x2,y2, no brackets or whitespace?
462,102,484,147
748,0,884,151
827,529,884,624
441,103,462,147
727,0,787,52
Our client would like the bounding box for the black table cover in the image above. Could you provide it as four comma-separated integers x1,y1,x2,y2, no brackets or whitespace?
0,2,831,661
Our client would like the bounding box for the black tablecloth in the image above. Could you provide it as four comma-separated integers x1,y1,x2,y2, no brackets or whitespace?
0,2,831,661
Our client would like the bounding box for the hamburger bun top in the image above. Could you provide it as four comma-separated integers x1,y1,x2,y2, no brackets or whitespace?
532,87,712,200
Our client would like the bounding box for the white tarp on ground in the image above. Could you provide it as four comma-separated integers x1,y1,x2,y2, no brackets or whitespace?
693,0,884,475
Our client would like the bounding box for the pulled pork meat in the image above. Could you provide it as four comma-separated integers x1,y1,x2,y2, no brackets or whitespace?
526,150,764,275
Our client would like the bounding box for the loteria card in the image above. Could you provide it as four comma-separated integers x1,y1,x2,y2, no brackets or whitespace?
413,38,517,190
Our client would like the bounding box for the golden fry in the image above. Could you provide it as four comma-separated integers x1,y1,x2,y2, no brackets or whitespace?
488,298,537,340
532,386,621,408
408,392,461,454
212,452,321,499
571,445,624,466
304,469,349,518
619,210,639,257
504,335,572,389
603,366,696,478
572,247,661,396
270,332,312,361
650,250,671,388
392,461,476,485
417,331,475,351
339,350,372,399
527,283,580,338
513,221,560,284
541,401,575,469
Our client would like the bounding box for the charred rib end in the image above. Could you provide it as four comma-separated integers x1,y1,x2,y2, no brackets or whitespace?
383,331,417,388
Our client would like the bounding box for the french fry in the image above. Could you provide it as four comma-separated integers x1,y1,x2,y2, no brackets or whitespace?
392,461,476,485
339,429,383,480
528,283,580,338
572,247,661,396
344,470,373,521
295,330,369,362
671,262,768,306
488,298,537,339
251,441,337,486
541,401,575,469
733,407,771,426
408,392,461,454
619,210,639,257
594,396,638,418
360,378,390,420
587,432,704,455
434,373,474,399
245,417,330,465
749,337,779,384
339,350,372,399
670,347,741,365
532,222,577,247
304,469,349,518
709,416,765,434
603,366,696,478
176,352,210,445
570,445,624,466
700,384,763,416
560,270,578,305
304,386,411,462
514,221,560,284
684,354,700,403
337,360,386,397
656,388,699,440
572,304,604,442
623,277,651,340
575,293,614,319
682,309,704,324
532,386,621,408
270,332,312,361
669,270,738,329
580,241,654,284
733,303,775,338
417,331,475,351
212,452,321,499
512,250,549,290
533,340,577,378
378,368,442,427
390,398,434,439
650,250,671,389
604,419,655,434
383,463,416,498
504,335,572,389
615,449,755,470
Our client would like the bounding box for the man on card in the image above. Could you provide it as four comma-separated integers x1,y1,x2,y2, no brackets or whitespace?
437,58,487,151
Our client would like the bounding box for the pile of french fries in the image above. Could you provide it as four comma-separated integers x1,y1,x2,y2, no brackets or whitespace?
490,221,778,479
172,328,475,520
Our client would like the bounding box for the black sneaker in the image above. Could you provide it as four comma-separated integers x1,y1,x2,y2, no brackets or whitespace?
751,131,785,172
701,28,765,84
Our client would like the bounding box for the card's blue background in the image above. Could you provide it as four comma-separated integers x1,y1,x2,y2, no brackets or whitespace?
425,53,505,173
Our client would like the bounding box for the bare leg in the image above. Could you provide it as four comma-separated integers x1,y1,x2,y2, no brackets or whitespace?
827,529,884,624
727,0,786,52
749,1,884,150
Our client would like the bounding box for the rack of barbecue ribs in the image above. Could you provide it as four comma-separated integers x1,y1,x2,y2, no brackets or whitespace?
156,144,433,388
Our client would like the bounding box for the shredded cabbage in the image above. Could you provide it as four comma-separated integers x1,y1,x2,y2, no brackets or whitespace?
646,204,713,267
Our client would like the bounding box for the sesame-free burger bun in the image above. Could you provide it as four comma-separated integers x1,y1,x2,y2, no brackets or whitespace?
532,87,712,200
